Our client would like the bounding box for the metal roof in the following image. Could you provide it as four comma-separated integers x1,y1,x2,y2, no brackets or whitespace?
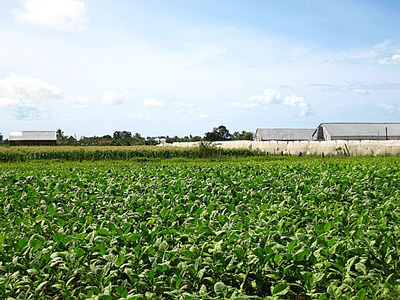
9,131,57,141
256,128,314,141
320,123,400,137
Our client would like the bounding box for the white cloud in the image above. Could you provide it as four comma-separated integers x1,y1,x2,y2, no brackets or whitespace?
393,54,400,60
13,0,87,31
282,95,311,116
143,98,165,108
0,97,20,107
102,90,124,105
248,88,281,104
227,88,311,117
378,54,400,65
0,74,60,99
0,74,90,121
228,88,281,110
14,105,42,120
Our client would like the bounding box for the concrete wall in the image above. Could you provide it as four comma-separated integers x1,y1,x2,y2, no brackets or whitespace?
171,140,400,156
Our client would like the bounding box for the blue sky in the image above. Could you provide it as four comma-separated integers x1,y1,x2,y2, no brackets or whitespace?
1,0,400,138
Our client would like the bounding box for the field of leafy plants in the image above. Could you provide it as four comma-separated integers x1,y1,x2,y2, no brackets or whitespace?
1,157,400,299
0,145,259,162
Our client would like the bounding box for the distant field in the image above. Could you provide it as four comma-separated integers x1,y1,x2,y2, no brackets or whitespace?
0,145,260,162
1,158,400,299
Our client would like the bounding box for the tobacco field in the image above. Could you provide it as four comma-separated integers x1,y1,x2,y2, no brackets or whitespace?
1,157,400,299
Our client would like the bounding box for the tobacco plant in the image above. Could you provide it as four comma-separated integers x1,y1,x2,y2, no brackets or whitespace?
0,158,400,299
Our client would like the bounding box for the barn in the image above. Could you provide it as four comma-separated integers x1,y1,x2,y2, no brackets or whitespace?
9,131,57,146
313,123,400,141
254,128,315,141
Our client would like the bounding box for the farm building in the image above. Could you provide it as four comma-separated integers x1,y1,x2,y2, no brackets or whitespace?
254,128,315,141
9,131,57,146
313,123,400,141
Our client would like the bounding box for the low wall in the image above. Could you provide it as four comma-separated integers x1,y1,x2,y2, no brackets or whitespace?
171,140,400,156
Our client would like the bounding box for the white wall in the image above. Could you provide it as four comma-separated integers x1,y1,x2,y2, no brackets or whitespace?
171,140,400,156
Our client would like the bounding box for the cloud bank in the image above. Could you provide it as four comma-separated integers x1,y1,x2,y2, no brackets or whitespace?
0,74,60,99
0,74,62,120
0,74,90,121
0,97,20,107
13,0,87,31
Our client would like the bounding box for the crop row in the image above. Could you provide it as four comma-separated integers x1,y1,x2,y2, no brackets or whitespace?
1,158,400,299
0,145,261,162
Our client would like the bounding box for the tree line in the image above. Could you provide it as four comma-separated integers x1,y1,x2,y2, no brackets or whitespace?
55,125,253,146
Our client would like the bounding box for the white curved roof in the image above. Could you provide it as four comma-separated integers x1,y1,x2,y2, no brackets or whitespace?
9,131,56,141
256,128,314,141
320,123,400,138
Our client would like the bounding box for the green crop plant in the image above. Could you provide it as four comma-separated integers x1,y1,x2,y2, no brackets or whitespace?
1,157,400,299
0,145,259,162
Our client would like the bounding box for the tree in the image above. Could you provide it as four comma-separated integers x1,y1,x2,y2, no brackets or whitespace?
191,136,202,142
132,132,145,145
56,129,64,140
145,137,158,145
214,125,232,140
66,136,78,146
56,129,66,145
113,131,132,140
204,131,221,141
233,131,254,140
204,125,232,141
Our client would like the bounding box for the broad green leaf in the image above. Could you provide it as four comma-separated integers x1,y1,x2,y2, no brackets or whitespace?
355,262,367,275
160,208,170,218
356,288,366,299
18,237,28,248
260,204,269,212
29,238,43,252
214,282,227,296
236,221,244,231
324,221,333,232
199,284,207,295
317,294,327,300
48,203,56,216
116,253,125,267
272,282,288,295
35,280,48,292
53,232,64,242
74,247,85,258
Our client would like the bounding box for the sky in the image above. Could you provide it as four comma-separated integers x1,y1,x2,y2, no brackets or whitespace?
1,0,400,138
